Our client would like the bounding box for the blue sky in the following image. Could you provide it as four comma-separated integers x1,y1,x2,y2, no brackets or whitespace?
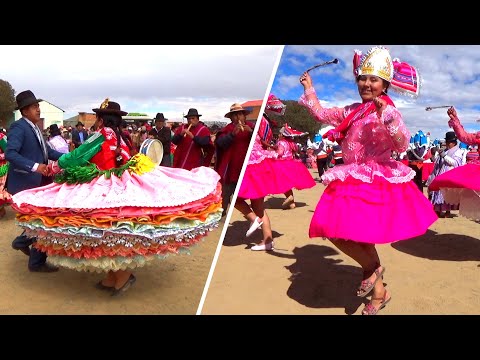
270,45,480,141
0,45,282,123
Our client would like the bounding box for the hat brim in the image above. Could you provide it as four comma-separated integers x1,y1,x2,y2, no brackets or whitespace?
224,109,251,118
15,98,43,110
184,114,202,118
92,108,128,116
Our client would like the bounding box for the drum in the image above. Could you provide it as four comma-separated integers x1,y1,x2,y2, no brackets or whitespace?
139,139,164,165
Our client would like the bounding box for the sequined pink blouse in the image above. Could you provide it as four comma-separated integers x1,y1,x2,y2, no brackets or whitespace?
299,87,415,185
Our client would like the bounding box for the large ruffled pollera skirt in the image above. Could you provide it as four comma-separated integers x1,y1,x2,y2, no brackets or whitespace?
310,161,438,244
11,154,223,272
429,162,480,221
238,158,316,199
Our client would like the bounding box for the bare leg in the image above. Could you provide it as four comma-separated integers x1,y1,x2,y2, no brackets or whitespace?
282,189,295,209
284,189,294,200
251,198,272,246
250,197,265,219
259,211,273,246
329,239,386,296
329,238,378,271
360,243,381,275
234,198,257,223
331,240,390,313
250,198,274,250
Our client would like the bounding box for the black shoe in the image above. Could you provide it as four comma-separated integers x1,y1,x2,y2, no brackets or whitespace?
29,264,59,273
111,274,136,297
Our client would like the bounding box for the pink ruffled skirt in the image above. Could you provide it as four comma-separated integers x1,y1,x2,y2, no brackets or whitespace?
238,158,316,199
428,162,480,221
309,176,438,244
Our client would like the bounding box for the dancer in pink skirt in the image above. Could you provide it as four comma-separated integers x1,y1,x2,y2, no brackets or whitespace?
299,46,437,315
275,123,314,209
236,95,315,251
428,106,480,221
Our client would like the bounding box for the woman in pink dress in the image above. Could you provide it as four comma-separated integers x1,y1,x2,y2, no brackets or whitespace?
235,98,279,251
275,123,316,209
236,95,315,251
299,46,437,315
428,106,480,221
11,99,223,296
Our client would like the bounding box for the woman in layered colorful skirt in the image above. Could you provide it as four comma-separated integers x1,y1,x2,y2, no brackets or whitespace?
11,99,223,296
0,132,12,218
299,46,437,314
428,106,480,221
236,95,315,251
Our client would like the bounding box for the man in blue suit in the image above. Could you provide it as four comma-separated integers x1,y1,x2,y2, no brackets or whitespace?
5,90,64,272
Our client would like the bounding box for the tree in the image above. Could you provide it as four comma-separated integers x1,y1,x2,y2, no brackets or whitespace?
0,79,16,127
268,99,324,140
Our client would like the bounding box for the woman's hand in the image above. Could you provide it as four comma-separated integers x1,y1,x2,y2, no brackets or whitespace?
447,106,460,128
447,106,458,120
299,71,313,90
374,97,387,117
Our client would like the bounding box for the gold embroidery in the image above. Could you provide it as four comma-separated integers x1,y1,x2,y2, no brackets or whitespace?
100,98,110,109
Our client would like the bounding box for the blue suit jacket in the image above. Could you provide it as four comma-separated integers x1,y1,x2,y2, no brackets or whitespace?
5,118,63,195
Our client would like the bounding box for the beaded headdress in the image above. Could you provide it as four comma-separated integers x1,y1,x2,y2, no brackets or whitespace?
353,46,420,98
354,46,393,82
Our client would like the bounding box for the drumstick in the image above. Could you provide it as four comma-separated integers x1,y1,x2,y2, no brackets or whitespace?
184,123,192,137
239,119,244,131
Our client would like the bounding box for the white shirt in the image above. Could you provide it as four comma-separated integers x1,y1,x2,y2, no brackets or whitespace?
23,117,47,172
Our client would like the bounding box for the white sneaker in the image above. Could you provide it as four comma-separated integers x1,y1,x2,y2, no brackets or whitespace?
251,242,274,251
246,217,263,237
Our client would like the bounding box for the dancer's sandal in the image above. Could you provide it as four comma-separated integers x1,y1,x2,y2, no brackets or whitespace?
361,289,391,315
356,265,385,297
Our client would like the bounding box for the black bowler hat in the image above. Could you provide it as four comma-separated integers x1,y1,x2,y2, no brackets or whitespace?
184,108,202,118
445,131,457,143
49,124,61,136
154,113,168,122
92,98,128,116
15,90,43,110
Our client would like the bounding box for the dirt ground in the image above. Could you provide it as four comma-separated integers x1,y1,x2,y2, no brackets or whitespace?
0,205,225,315
200,169,480,315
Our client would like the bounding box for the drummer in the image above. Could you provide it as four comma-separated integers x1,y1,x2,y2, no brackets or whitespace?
171,108,214,170
148,113,172,166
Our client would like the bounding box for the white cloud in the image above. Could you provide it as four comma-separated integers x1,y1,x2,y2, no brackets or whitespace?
1,45,283,121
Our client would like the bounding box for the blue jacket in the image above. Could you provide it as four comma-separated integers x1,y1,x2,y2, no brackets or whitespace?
5,118,63,195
